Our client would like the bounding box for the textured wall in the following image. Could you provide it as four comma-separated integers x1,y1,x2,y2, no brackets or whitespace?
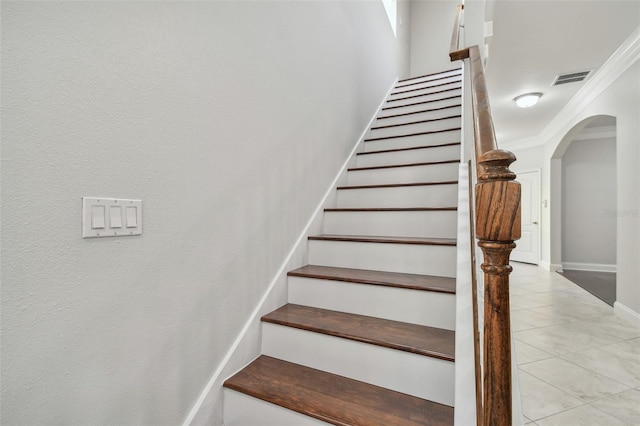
0,2,399,424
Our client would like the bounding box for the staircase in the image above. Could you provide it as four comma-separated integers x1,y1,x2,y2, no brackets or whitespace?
223,68,462,425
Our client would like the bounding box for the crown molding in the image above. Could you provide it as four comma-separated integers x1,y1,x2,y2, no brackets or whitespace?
501,26,640,152
547,26,640,134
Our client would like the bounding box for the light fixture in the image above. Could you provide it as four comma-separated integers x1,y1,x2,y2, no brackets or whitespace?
514,92,542,108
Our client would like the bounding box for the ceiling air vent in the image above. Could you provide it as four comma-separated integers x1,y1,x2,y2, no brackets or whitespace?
552,71,591,86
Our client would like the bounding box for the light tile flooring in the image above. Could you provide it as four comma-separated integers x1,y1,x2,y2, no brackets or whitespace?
510,262,640,425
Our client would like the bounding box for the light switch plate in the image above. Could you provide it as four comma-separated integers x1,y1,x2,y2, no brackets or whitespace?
82,197,142,238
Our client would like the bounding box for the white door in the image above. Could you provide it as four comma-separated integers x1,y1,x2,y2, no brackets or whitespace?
512,170,540,264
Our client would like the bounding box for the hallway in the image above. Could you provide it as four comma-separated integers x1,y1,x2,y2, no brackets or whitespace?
510,263,640,425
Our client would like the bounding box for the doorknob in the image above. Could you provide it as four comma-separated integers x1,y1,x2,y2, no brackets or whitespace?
532,221,538,225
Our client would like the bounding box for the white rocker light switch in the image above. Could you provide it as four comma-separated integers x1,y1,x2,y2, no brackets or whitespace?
83,197,142,238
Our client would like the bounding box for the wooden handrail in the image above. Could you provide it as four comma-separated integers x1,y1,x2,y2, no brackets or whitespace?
450,5,521,426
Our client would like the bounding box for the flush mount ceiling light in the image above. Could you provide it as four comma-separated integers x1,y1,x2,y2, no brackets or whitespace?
514,92,542,108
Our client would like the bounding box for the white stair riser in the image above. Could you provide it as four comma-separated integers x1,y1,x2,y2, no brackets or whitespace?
356,144,461,168
262,324,455,406
224,390,328,426
347,162,459,185
374,105,462,127
288,277,456,329
380,96,461,116
396,70,461,88
364,129,461,152
308,240,457,277
384,88,462,108
370,117,461,139
323,210,457,238
392,75,462,94
337,184,458,208
388,82,462,101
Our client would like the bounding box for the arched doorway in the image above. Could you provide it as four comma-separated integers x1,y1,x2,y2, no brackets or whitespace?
550,115,617,305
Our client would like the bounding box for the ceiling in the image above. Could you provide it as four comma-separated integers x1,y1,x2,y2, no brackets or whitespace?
483,1,640,147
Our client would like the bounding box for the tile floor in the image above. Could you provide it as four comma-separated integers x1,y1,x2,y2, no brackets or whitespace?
509,262,640,425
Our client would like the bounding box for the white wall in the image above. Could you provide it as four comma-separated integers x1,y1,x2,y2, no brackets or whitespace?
561,136,617,268
504,41,639,318
410,0,461,76
0,2,402,424
510,146,544,174
397,0,413,79
542,61,640,315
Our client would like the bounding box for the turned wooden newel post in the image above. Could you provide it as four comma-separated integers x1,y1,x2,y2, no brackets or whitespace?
475,149,521,426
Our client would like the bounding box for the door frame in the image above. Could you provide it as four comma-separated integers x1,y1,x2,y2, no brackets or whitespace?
513,168,541,265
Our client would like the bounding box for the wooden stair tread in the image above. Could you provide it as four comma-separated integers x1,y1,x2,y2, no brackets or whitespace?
263,304,455,360
357,142,461,156
391,80,462,96
397,68,461,83
386,87,461,104
376,104,462,120
381,95,461,111
288,265,456,294
309,234,456,246
337,181,457,190
325,207,456,212
348,159,460,171
224,355,454,426
364,128,461,142
371,114,462,130
395,73,461,90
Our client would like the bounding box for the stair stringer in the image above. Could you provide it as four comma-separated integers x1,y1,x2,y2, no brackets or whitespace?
453,163,478,426
182,79,398,426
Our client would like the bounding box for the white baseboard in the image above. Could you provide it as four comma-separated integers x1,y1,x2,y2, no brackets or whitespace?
182,78,399,426
562,262,617,273
539,261,563,272
614,302,640,328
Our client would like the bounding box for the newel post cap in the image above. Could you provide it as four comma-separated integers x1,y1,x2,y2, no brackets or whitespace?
478,149,517,181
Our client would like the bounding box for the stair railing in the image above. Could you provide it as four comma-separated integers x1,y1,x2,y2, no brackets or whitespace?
450,5,521,425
